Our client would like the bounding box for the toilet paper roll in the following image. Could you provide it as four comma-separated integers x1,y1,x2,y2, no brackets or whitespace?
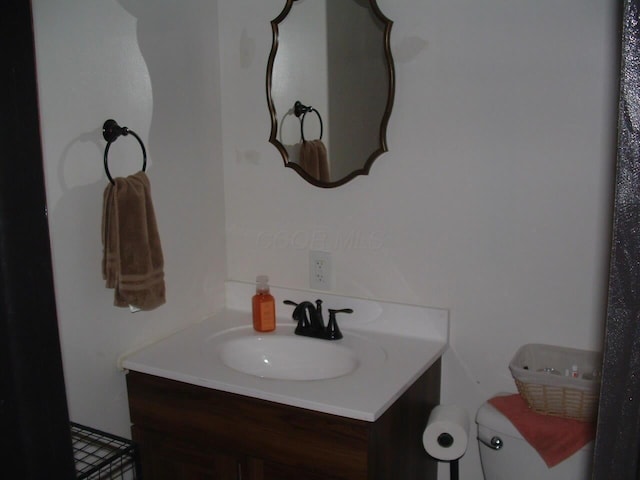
422,405,469,461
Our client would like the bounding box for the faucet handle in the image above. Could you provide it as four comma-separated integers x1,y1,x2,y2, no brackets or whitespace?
283,299,300,323
314,299,324,329
325,308,353,340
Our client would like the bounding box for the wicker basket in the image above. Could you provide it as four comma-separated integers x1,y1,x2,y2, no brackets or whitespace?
509,344,602,422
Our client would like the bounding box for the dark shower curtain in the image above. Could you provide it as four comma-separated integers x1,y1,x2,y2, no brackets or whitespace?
0,1,75,478
593,1,640,478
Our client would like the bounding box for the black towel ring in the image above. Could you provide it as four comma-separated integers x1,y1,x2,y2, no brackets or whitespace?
102,119,147,185
294,101,323,142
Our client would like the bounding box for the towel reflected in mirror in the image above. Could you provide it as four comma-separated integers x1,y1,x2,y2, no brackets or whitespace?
299,140,330,183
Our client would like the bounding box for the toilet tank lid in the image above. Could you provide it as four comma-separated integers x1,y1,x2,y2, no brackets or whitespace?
476,399,523,440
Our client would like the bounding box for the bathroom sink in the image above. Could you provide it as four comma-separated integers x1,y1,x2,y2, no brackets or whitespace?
120,282,449,420
219,335,358,380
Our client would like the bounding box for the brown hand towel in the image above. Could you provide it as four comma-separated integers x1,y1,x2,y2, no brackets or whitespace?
299,140,330,182
102,171,165,310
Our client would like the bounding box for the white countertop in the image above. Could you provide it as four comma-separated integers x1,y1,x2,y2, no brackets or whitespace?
121,282,449,422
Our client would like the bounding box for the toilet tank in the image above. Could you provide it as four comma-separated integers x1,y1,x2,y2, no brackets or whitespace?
476,402,593,480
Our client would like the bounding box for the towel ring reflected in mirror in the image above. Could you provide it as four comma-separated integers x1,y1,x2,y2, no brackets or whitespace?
102,119,147,185
294,101,323,142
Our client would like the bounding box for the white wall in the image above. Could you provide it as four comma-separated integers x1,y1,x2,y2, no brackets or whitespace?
219,1,617,478
32,0,617,478
32,0,226,437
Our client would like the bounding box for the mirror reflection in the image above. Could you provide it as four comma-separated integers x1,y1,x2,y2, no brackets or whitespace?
267,0,394,188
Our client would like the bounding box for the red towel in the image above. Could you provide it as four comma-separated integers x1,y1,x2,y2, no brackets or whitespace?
488,394,595,468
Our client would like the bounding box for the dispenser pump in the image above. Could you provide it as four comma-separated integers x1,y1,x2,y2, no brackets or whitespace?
256,275,269,293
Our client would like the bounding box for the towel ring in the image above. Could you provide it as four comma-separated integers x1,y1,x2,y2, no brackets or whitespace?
294,101,323,142
102,119,147,185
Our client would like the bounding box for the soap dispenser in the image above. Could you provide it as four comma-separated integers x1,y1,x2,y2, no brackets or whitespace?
252,275,276,332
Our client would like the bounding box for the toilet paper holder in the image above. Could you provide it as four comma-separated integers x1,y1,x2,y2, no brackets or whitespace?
438,433,455,448
423,405,470,480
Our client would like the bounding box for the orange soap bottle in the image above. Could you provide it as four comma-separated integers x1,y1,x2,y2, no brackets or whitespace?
252,275,276,332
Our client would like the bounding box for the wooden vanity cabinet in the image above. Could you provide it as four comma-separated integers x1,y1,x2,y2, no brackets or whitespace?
126,358,440,480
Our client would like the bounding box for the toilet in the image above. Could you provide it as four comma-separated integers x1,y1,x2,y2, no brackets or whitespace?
476,401,593,479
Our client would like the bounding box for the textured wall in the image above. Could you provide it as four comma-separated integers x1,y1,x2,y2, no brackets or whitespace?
219,1,618,477
32,0,227,437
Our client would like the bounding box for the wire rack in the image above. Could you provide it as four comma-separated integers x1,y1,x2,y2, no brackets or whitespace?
71,422,141,479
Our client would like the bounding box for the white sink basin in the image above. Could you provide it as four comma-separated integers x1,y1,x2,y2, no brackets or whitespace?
208,324,387,381
219,335,358,380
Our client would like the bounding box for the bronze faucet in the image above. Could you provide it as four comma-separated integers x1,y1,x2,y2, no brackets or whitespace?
283,299,352,340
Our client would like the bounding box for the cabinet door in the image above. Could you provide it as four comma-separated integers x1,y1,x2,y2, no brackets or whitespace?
261,460,346,480
133,426,240,480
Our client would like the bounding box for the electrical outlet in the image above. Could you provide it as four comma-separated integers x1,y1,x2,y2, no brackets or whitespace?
309,250,332,290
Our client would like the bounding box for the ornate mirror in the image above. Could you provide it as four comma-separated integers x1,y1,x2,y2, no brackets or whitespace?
267,0,394,188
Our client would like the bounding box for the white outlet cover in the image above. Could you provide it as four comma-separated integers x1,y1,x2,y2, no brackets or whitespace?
309,250,332,290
